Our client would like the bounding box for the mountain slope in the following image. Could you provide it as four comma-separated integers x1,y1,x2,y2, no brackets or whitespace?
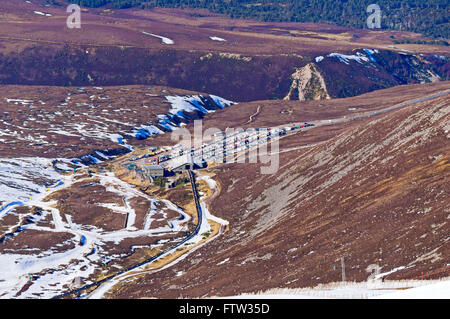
0,1,448,101
109,90,449,298
0,85,234,159
68,0,450,38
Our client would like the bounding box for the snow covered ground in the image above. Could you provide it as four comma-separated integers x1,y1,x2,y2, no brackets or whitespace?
141,31,174,44
314,49,380,65
33,11,52,17
154,95,235,133
0,159,92,298
0,157,63,208
209,36,227,42
224,278,450,299
88,174,229,299
375,279,450,299
326,52,370,65
1,90,236,149
165,95,235,119
315,56,324,63
0,160,191,298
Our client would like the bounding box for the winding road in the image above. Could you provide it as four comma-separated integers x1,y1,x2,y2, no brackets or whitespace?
15,89,450,299
52,170,204,299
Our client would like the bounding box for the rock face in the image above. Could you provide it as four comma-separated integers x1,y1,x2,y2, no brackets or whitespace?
0,44,447,102
284,63,330,101
318,49,449,99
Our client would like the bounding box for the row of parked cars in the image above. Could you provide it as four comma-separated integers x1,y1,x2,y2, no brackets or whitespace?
169,123,315,163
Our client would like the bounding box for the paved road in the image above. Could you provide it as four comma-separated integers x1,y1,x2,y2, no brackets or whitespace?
52,89,449,298
52,170,203,299
222,90,450,161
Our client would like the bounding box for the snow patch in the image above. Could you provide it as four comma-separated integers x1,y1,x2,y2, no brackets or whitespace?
209,36,227,42
327,52,370,65
315,56,324,63
141,31,174,45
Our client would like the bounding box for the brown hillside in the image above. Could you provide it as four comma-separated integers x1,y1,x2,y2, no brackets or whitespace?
0,1,447,101
111,92,449,298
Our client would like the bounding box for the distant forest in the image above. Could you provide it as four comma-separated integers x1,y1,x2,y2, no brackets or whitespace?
57,0,449,39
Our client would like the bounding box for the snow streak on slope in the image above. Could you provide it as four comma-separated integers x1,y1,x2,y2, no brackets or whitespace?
87,174,229,299
209,95,235,109
141,32,174,44
326,52,370,65
166,95,235,117
157,95,236,131
314,49,380,65
0,87,237,158
209,36,227,42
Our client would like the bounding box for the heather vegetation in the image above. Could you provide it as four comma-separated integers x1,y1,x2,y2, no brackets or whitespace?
64,0,449,38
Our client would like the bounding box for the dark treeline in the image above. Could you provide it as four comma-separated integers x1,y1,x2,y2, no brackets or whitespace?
55,0,448,39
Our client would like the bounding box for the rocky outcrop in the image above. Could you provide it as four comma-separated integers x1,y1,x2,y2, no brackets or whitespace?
0,43,447,102
283,63,330,101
